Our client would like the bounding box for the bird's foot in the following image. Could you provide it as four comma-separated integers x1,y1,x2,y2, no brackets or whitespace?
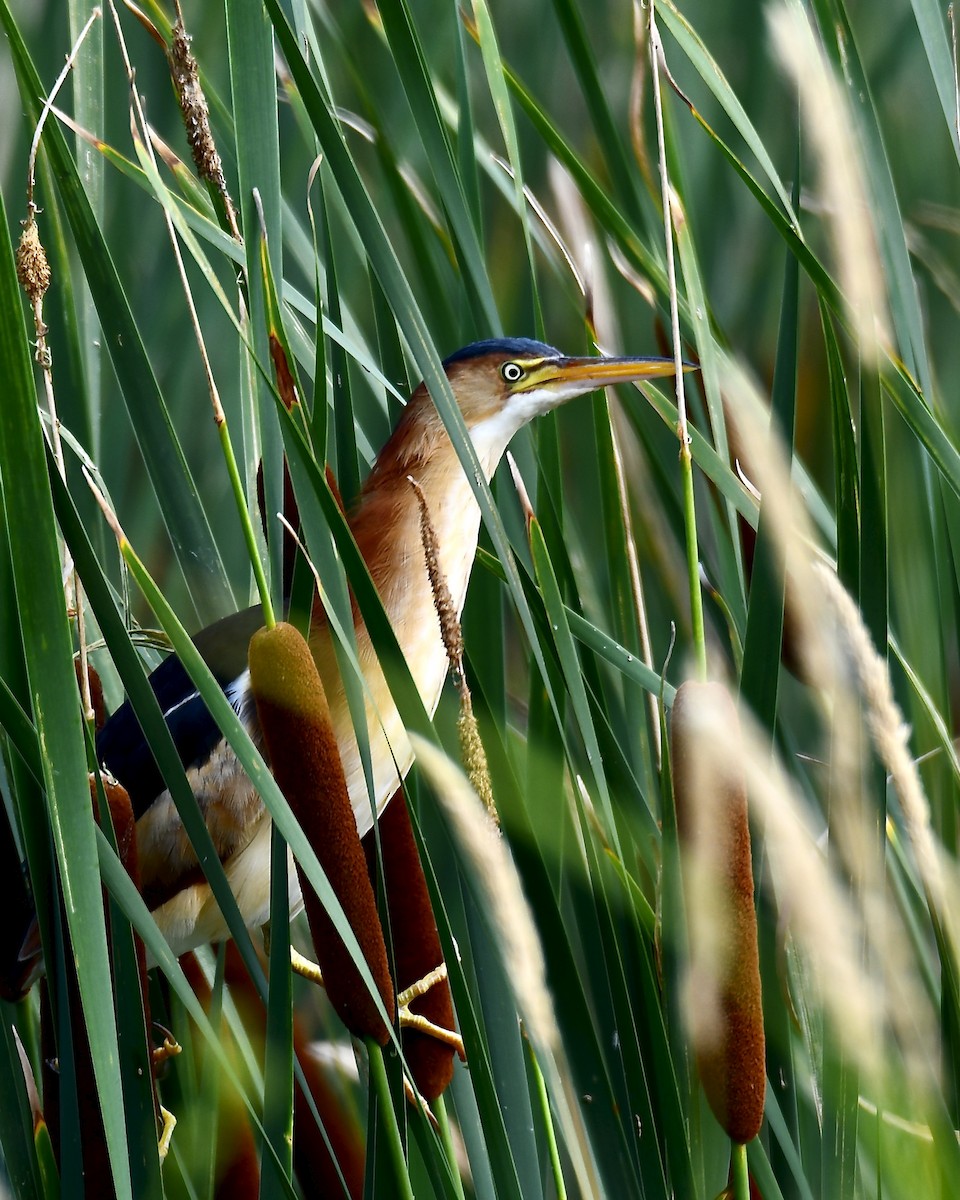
398,963,465,1060
152,1025,182,1068
290,949,463,1058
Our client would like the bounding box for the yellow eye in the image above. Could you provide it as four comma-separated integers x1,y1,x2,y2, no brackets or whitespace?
501,362,524,383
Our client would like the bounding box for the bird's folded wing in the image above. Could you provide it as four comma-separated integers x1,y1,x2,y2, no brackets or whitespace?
96,604,268,820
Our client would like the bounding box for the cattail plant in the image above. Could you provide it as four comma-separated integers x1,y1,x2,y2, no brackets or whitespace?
226,943,365,1197
365,787,458,1100
670,680,765,1145
247,620,395,1043
178,951,262,1198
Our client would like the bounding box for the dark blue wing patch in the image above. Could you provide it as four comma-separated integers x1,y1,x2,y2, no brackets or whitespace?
96,605,266,820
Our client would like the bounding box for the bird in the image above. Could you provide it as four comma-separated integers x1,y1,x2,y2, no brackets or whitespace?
90,337,680,960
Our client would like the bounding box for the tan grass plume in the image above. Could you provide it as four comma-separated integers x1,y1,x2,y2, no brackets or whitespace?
769,3,890,365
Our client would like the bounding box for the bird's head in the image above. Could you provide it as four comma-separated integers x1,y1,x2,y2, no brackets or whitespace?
378,336,685,480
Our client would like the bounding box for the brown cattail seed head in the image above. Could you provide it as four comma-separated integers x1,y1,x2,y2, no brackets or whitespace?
90,774,151,1019
16,218,50,308
365,789,456,1099
670,681,765,1143
248,622,394,1043
169,11,230,204
219,944,364,1198
95,775,142,889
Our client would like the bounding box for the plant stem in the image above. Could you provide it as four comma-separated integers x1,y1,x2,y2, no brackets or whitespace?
731,1141,750,1200
432,1096,467,1200
649,7,707,682
528,1039,566,1200
366,1039,414,1200
217,418,275,629
679,436,707,680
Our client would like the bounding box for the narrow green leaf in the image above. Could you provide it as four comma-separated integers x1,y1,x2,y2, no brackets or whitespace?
227,0,285,607
0,2,233,625
0,188,131,1199
0,1016,42,1200
906,0,960,161
548,0,645,222
529,519,621,851
376,0,500,332
656,0,799,223
740,156,800,726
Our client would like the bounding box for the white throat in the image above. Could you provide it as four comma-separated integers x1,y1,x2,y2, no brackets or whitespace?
467,385,569,476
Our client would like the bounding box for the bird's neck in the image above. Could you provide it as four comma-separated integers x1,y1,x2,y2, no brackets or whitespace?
307,401,512,827
345,396,519,709
351,434,487,645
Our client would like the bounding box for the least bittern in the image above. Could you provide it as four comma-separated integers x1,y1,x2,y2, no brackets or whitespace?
59,339,681,960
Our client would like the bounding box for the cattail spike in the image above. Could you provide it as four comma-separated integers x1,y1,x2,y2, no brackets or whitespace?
670,680,765,1144
365,788,457,1100
248,621,394,1043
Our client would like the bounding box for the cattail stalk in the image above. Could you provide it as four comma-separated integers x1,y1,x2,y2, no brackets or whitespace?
649,10,707,681
670,681,765,1144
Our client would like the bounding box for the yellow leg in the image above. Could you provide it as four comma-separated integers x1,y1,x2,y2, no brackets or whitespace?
157,1105,177,1161
290,946,324,986
289,947,464,1059
398,963,448,1005
397,963,465,1059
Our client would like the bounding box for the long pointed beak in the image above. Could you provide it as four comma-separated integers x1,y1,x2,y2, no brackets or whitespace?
520,354,692,396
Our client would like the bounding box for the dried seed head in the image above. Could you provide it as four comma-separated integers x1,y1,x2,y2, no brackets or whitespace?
408,475,463,673
168,7,238,238
16,218,50,308
671,681,765,1143
456,691,496,820
249,621,394,1043
818,564,947,921
409,475,496,819
169,16,218,184
770,3,890,364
